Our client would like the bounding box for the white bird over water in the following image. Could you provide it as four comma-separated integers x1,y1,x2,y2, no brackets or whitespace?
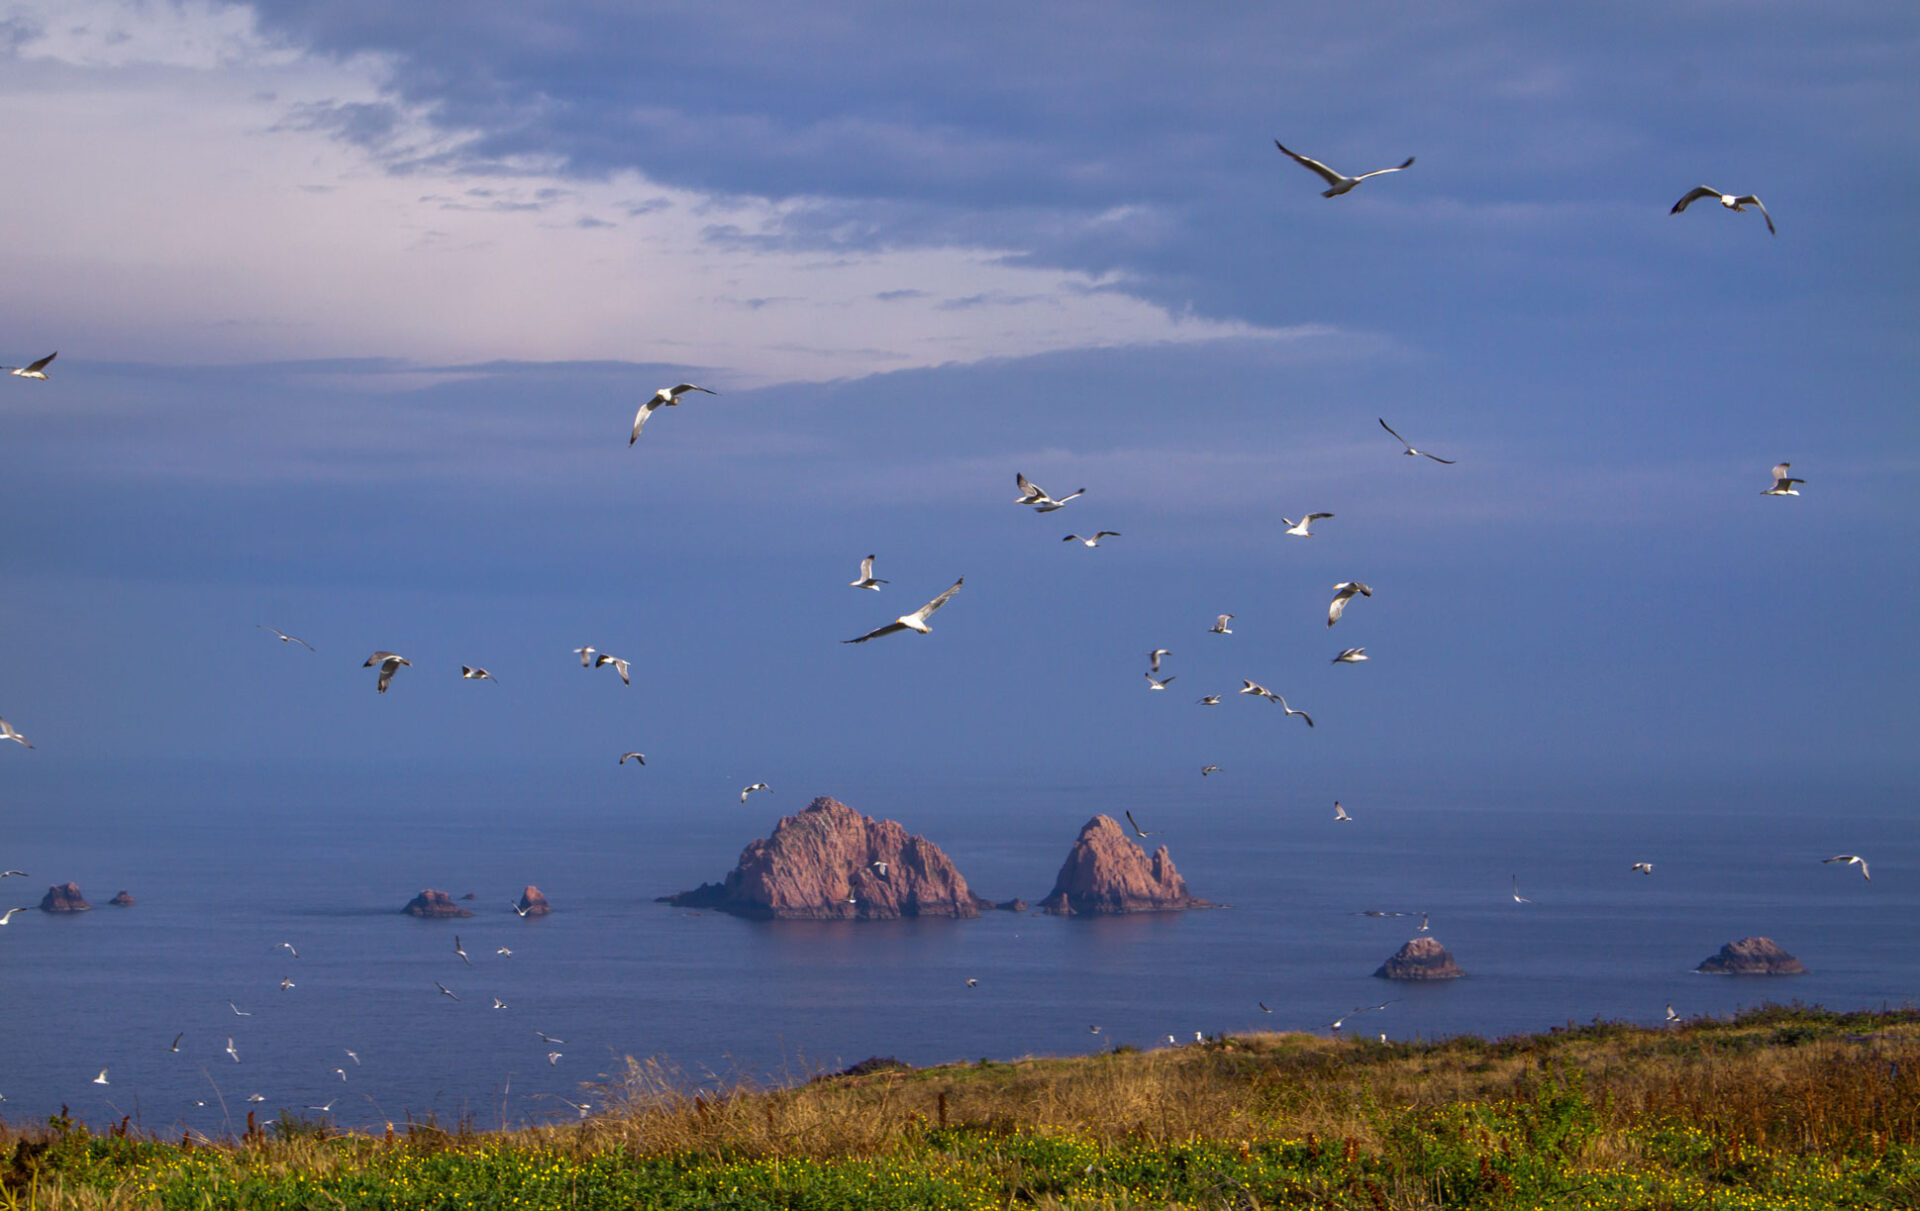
844,577,963,643
460,666,496,682
1333,648,1369,664
1671,186,1775,235
1144,672,1176,691
1378,419,1456,464
1665,1004,1681,1025
1763,463,1805,496
619,752,646,766
1327,582,1372,627
279,942,299,958
1064,532,1120,547
1014,473,1085,512
225,1038,240,1063
593,654,631,685
1273,140,1414,197
849,555,888,590
741,782,770,804
229,1002,251,1017
0,908,27,925
454,935,471,966
1631,863,1654,875
630,383,716,444
1210,615,1234,635
3,353,56,380
362,652,410,694
1201,765,1220,777
1283,513,1334,538
92,1068,108,1085
1334,801,1352,822
1511,876,1533,904
434,981,460,1001
258,625,315,651
0,718,32,749
1823,854,1870,881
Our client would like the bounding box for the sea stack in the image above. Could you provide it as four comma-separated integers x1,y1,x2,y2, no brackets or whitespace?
108,891,135,907
1039,815,1211,915
39,883,91,913
1695,937,1805,975
660,796,985,919
403,889,474,919
516,885,552,917
1374,936,1464,981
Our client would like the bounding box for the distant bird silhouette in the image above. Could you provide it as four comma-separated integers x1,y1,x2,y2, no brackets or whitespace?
1196,695,1221,706
1511,876,1533,904
1378,418,1455,464
454,936,471,966
362,652,410,694
1631,862,1654,875
228,1002,251,1017
1144,672,1176,691
547,1051,562,1066
434,981,460,1001
0,908,27,925
92,1067,108,1085
460,666,495,682
1273,694,1314,728
1333,648,1368,664
1763,462,1805,496
1201,765,1220,777
1671,186,1774,235
620,752,646,766
170,1032,183,1052
573,646,597,667
1149,649,1171,673
1124,810,1161,838
849,555,888,590
536,1031,565,1045
258,625,315,650
1209,615,1234,635
1823,854,1870,881
593,654,631,685
1273,140,1414,197
1334,801,1352,822
1064,532,1121,547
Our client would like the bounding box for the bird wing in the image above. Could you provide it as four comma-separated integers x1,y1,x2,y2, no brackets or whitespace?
1096,531,1121,539
1273,140,1345,187
1671,186,1721,214
25,352,55,373
364,651,400,666
907,578,964,624
1420,450,1456,464
611,658,630,684
1328,596,1348,626
858,555,876,580
845,620,909,644
1351,157,1415,181
1737,197,1776,234
1308,513,1335,522
1378,417,1411,449
1015,472,1044,500
631,398,663,444
668,383,715,397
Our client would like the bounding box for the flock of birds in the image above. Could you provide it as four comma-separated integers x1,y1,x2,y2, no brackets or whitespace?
0,132,1865,1111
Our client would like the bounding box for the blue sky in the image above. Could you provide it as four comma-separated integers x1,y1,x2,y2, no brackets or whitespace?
0,0,1915,795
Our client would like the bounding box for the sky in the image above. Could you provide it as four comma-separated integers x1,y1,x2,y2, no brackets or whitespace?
0,0,1916,800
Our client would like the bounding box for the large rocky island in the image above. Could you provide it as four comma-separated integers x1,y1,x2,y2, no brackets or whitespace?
1374,935,1464,980
1696,937,1805,975
1039,815,1211,915
661,797,992,919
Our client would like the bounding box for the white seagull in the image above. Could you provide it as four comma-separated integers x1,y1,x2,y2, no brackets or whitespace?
1014,473,1085,512
1273,694,1314,728
1149,649,1171,673
1327,582,1372,627
1665,1004,1681,1025
92,1067,109,1085
740,782,771,804
1064,532,1120,547
0,719,32,749
1671,186,1775,235
536,1031,565,1045
3,353,55,380
434,981,460,1001
1283,513,1334,538
1196,695,1221,706
1334,801,1352,822
1631,863,1654,875
1144,672,1176,691
844,577,963,643
0,908,28,925
547,1051,563,1066
278,977,295,991
363,652,410,694
1201,765,1220,777
1333,648,1369,664
1763,463,1805,496
1511,876,1533,904
573,646,597,667
630,383,716,444
1124,810,1162,838
258,625,315,651
849,555,888,590
492,998,507,1010
1239,680,1276,701
1378,419,1455,464
460,666,496,682
225,1038,240,1063
229,1002,251,1016
454,935,471,966
279,942,299,958
1823,854,1870,881
1209,615,1234,635
619,752,646,766
592,654,631,685
1273,140,1414,197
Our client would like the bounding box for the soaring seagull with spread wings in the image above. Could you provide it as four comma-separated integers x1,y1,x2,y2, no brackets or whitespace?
1378,419,1455,463
844,578,963,643
1274,140,1414,197
1064,532,1121,547
258,625,315,650
460,666,496,682
1015,473,1085,512
1144,672,1176,691
1333,648,1368,664
1823,854,1870,881
630,383,716,444
3,352,55,380
1327,582,1372,626
1334,801,1352,822
1209,614,1234,635
1124,811,1161,838
363,652,410,694
1671,187,1775,235
1763,463,1805,496
1283,513,1334,537
619,752,646,766
1273,694,1314,727
849,555,888,590
593,654,631,685
740,782,770,804
0,718,32,749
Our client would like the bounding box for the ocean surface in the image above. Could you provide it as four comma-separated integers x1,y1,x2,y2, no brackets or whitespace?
0,762,1912,1136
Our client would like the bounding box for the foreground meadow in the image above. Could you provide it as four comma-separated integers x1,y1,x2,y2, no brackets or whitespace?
4,1004,1917,1209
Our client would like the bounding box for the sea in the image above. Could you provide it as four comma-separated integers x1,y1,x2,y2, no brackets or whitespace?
0,761,1912,1136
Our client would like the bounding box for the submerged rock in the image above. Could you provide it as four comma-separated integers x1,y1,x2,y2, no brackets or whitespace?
1374,936,1464,981
1696,937,1805,975
108,891,135,907
659,796,985,920
403,889,474,919
1038,815,1211,915
516,885,552,917
39,882,91,913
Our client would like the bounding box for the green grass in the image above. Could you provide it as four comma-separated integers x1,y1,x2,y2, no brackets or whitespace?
5,1004,1919,1209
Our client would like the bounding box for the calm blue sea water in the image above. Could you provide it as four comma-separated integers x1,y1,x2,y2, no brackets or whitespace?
0,763,1912,1135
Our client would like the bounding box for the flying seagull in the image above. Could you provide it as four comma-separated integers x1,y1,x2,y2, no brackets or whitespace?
1149,649,1171,673
1209,615,1234,635
278,977,295,991
844,577,963,643
1273,140,1414,197
1511,876,1533,904
1064,532,1120,547
547,1052,563,1066
1196,695,1221,706
307,1098,338,1113
592,654,631,685
1144,672,1176,691
169,1033,183,1052
492,998,507,1010
1417,912,1430,933
1239,679,1276,700
344,1050,359,1065
3,353,55,380
1283,513,1334,538
1327,582,1372,627
1378,419,1455,464
1671,186,1775,235
966,977,978,988
246,1094,265,1104
1334,801,1352,822
1201,765,1220,777
434,981,460,1001
0,871,25,878
460,666,495,682
740,782,770,804
0,908,26,925
510,900,531,917
872,861,888,877
630,383,716,444
229,1002,251,1017
1273,694,1314,727
1665,1004,1681,1025
279,942,299,958
849,555,888,590
1014,473,1085,512
0,719,32,749
1823,854,1870,881
362,652,410,694
92,1068,108,1085
1333,648,1369,664
258,625,315,651
1631,862,1654,875
1258,1001,1272,1014
225,1038,240,1063
619,751,646,766
1763,463,1805,496
1124,810,1161,838
454,936,471,966
496,946,512,956
536,1031,565,1045
572,646,597,667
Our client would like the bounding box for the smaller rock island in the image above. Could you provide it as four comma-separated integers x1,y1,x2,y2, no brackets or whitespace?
108,891,135,906
1374,935,1464,980
1039,815,1211,915
403,889,474,919
516,885,551,917
1696,937,1805,975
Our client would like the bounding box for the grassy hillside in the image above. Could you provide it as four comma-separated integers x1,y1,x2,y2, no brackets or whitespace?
4,1004,1917,1209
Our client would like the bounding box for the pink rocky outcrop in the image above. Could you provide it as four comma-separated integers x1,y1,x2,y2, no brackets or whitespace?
39,883,91,913
1696,937,1805,975
1374,936,1464,981
660,797,985,919
516,886,551,917
1039,815,1211,915
403,889,474,918
108,891,135,906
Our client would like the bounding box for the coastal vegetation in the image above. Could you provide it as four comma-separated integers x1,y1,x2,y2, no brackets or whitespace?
4,1004,1916,1209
